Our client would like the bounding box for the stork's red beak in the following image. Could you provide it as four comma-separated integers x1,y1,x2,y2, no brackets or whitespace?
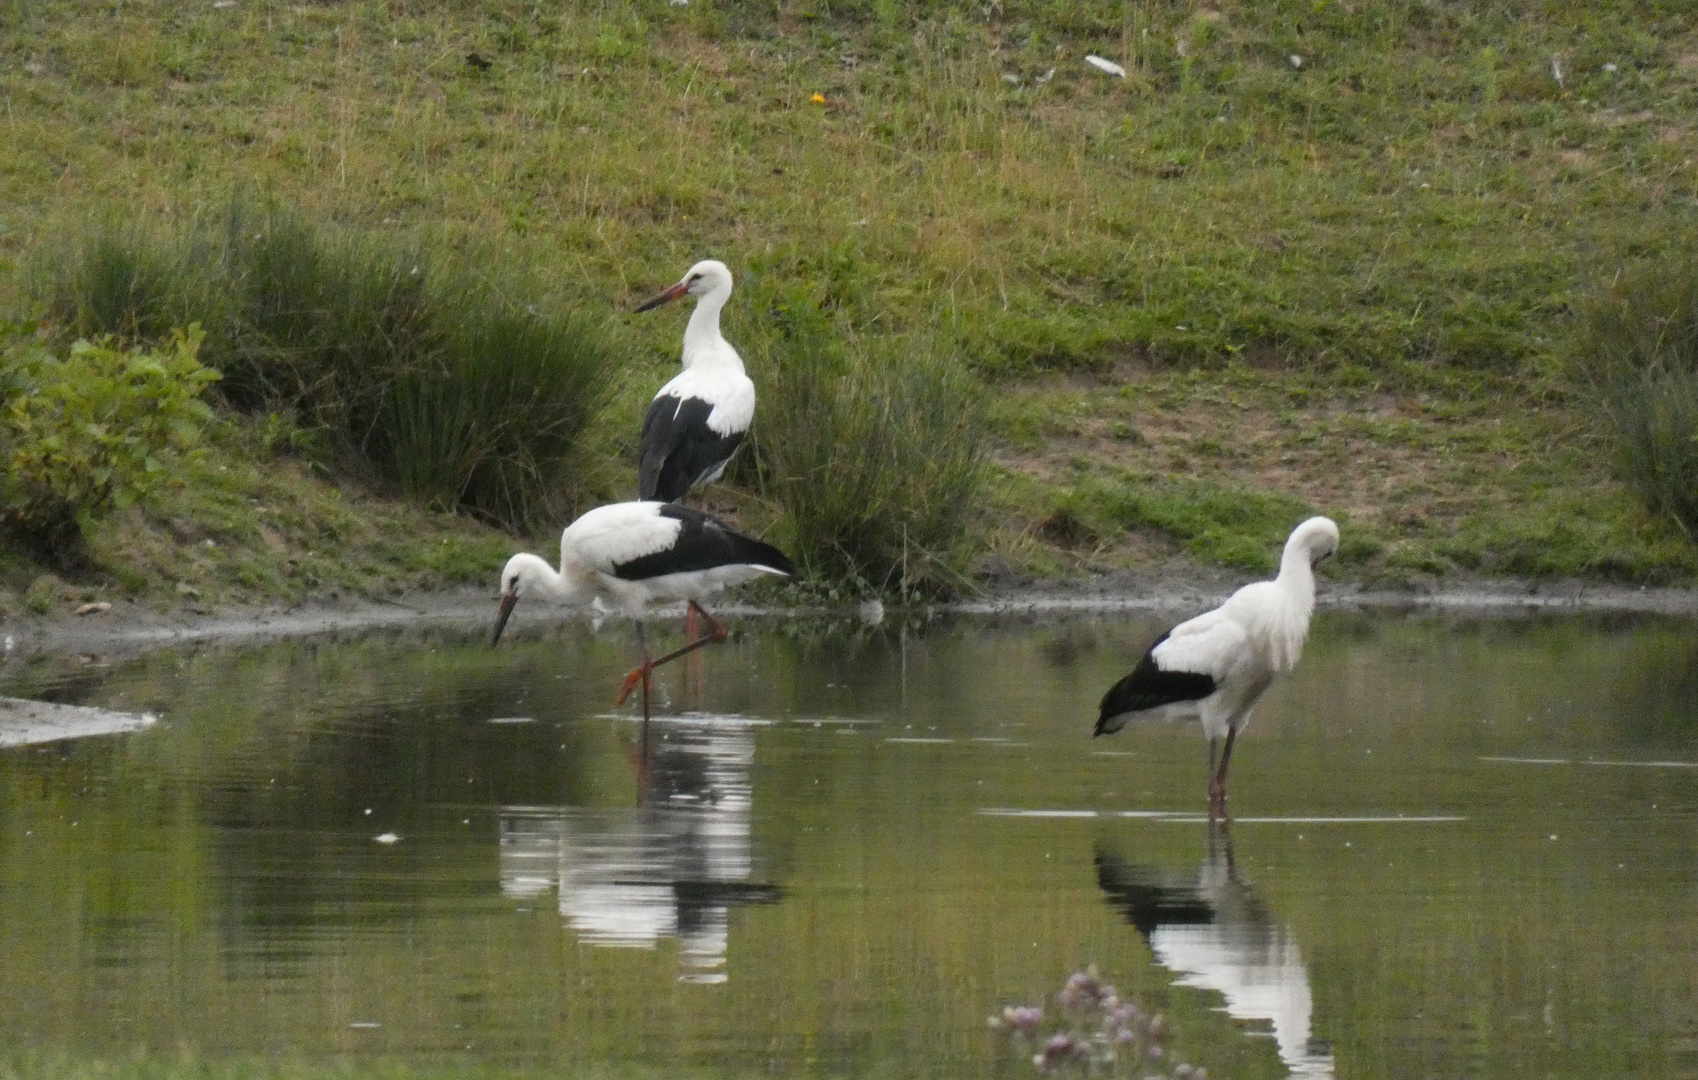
491,592,518,646
633,280,689,313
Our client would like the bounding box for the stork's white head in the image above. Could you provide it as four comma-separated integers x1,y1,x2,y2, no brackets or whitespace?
491,552,568,646
1283,516,1340,572
633,259,734,312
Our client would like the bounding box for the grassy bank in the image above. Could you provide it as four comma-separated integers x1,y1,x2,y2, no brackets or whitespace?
1,0,1696,613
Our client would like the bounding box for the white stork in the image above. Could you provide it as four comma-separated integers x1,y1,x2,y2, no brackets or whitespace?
1095,516,1339,815
491,501,795,716
632,259,755,504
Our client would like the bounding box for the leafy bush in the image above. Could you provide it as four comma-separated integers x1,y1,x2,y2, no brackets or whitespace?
1572,254,1698,538
44,204,615,530
748,322,986,597
0,324,219,566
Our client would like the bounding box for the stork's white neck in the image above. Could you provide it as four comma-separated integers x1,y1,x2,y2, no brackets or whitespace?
509,551,591,605
681,280,741,370
1275,541,1318,605
1256,541,1318,671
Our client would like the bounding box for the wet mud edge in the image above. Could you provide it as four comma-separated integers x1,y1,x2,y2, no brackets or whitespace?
4,573,1696,661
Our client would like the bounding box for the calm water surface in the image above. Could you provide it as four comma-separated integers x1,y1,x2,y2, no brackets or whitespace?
0,610,1694,1079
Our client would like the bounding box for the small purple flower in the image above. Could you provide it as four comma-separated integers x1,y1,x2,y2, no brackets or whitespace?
1146,1043,1164,1061
1114,1027,1137,1045
1058,970,1102,1007
1040,1033,1078,1066
1001,1005,1044,1033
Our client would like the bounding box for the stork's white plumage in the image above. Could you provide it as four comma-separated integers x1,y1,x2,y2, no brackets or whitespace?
633,260,755,503
491,501,794,714
1094,516,1339,814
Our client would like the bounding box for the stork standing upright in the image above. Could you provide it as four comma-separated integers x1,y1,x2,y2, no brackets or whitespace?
491,501,795,719
1094,516,1339,816
632,260,755,505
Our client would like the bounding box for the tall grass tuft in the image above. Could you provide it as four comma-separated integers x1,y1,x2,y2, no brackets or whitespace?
43,205,615,530
1572,254,1698,539
748,322,985,597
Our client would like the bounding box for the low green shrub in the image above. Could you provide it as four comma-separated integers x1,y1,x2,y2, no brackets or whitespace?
43,205,615,530
1572,253,1698,538
0,323,219,567
748,322,986,597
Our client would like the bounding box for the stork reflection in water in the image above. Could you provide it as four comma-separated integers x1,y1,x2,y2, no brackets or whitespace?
499,716,780,984
1095,825,1335,1079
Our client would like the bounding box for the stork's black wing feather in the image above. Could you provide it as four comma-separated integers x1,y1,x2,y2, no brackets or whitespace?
613,504,795,581
1094,630,1218,736
638,394,747,502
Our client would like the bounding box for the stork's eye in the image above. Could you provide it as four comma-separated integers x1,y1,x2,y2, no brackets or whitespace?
687,273,703,284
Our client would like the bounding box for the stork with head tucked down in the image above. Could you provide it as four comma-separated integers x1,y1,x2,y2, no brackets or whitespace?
632,260,755,505
1094,516,1339,816
491,500,795,718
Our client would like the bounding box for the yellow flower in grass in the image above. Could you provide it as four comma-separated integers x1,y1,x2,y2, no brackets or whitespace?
809,92,826,104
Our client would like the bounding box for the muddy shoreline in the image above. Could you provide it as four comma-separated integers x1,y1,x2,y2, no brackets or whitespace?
3,572,1696,660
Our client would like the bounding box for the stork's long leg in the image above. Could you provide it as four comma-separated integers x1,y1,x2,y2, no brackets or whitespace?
646,601,728,668
615,603,729,708
1208,726,1238,818
683,601,707,705
616,621,656,723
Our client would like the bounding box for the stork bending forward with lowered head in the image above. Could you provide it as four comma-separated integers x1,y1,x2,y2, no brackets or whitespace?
491,501,796,719
632,260,754,505
1095,516,1339,817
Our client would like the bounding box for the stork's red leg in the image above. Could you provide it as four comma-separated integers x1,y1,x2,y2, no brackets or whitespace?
642,601,729,672
616,621,656,708
1208,726,1237,818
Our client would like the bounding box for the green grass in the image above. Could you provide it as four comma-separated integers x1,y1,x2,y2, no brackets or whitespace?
1055,476,1317,572
1,0,1697,601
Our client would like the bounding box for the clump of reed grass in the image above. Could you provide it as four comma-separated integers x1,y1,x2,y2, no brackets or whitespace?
1572,253,1698,539
746,321,985,598
42,203,615,530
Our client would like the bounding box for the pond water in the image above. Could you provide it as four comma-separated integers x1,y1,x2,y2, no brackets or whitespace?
0,608,1695,1080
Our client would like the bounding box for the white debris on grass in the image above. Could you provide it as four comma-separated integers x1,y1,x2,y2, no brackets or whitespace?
1085,55,1126,78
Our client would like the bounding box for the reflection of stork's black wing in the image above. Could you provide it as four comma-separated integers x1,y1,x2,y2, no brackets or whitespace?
1094,849,1215,941
674,881,784,908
